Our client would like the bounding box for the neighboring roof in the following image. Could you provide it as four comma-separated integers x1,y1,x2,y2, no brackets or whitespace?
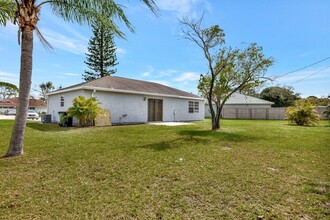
0,98,46,108
206,93,274,105
48,76,202,100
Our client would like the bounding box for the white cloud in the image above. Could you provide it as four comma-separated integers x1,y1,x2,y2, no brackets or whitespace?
116,48,127,57
138,67,200,94
0,71,18,78
40,28,87,55
174,72,200,82
156,0,210,16
141,66,155,77
274,67,330,84
0,71,19,85
39,12,89,42
60,72,81,77
142,72,151,77
149,80,170,86
158,69,178,77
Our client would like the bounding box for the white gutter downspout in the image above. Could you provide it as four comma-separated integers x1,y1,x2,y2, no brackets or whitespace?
92,89,96,98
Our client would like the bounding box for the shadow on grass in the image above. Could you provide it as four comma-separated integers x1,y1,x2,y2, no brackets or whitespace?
26,122,76,132
285,123,327,128
178,129,259,142
139,136,211,151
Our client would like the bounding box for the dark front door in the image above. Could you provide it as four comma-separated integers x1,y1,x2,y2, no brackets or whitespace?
148,99,163,122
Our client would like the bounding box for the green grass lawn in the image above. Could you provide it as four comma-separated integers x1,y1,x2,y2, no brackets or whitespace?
0,119,329,219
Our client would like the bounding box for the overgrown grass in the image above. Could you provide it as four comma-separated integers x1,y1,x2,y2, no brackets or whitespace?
0,119,329,219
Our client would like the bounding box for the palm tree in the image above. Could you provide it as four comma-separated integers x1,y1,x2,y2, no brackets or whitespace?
0,0,158,157
67,96,103,127
39,81,55,101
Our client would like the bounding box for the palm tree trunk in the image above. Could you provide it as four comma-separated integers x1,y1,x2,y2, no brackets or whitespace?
6,26,33,157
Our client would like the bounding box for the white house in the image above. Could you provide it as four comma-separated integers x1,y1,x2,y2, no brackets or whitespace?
0,98,47,114
47,76,205,124
205,93,274,118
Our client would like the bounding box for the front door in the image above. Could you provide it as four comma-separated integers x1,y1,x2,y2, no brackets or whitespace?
148,99,163,122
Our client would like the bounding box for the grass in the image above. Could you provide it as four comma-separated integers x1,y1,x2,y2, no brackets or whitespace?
0,119,329,219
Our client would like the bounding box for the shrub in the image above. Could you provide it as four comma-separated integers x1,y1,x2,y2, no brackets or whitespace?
67,96,103,127
286,102,320,126
323,104,330,119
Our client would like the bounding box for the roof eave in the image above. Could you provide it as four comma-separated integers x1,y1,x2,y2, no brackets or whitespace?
47,86,204,101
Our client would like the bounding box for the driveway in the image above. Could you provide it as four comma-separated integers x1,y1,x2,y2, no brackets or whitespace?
0,115,41,121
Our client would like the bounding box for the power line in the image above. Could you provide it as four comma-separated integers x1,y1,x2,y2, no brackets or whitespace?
273,56,330,79
291,65,330,84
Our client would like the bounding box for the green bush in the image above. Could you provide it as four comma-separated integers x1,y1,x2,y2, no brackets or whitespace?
286,102,320,126
67,96,103,127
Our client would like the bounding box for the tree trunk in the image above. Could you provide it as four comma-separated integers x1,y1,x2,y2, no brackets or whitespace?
212,116,220,130
5,27,33,157
211,105,223,130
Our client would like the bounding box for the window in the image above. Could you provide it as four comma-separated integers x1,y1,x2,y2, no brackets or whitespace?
189,101,194,113
189,101,199,113
194,102,199,113
60,96,64,107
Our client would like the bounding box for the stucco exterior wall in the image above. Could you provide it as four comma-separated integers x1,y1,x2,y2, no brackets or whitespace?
47,89,204,124
161,97,204,122
47,90,90,123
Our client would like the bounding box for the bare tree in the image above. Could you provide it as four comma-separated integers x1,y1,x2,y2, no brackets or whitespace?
180,17,274,130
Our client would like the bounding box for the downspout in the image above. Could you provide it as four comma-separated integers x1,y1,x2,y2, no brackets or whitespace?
92,89,96,98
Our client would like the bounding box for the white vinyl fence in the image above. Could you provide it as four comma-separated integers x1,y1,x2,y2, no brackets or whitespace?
206,106,328,120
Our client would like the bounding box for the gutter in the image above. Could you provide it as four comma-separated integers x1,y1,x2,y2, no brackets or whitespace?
47,86,204,101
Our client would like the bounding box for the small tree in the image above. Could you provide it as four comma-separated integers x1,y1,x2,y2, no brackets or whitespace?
83,14,118,82
286,102,320,126
180,16,274,130
0,82,18,100
67,96,104,127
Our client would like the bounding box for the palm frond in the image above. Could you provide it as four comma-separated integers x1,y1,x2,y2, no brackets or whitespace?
42,0,145,39
35,26,54,52
140,0,159,16
0,0,16,26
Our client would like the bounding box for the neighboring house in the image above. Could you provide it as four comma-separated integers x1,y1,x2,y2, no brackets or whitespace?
0,98,47,114
205,93,274,118
47,76,205,124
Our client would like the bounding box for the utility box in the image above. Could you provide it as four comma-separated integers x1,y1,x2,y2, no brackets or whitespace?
42,114,52,123
95,109,111,127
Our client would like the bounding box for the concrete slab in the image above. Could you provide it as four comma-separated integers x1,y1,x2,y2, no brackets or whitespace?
149,122,193,126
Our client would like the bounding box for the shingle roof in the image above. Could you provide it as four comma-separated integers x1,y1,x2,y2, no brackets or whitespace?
0,98,46,107
226,93,274,105
52,76,201,99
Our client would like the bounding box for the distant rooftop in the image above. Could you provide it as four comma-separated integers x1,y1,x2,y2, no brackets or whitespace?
205,93,274,105
226,93,274,105
0,98,46,107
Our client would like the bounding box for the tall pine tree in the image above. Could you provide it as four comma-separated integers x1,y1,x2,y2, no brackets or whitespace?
83,19,118,82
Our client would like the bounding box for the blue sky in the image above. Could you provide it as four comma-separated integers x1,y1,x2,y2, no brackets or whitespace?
0,0,329,98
